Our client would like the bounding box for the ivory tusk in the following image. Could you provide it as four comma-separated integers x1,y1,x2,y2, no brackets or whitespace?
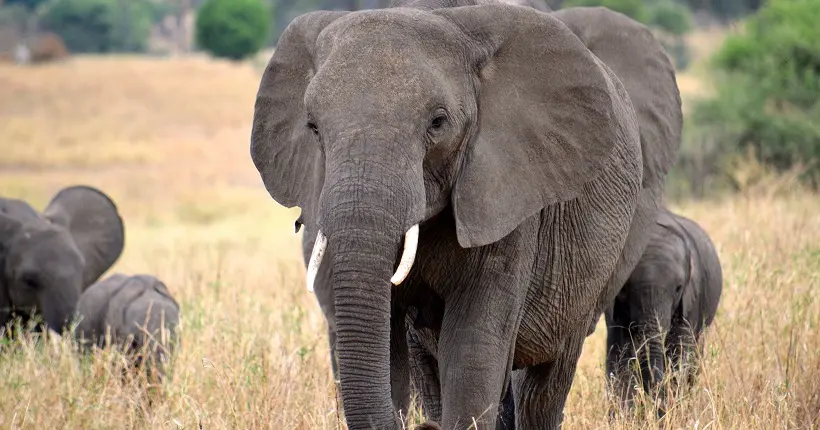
390,224,420,286
306,230,327,293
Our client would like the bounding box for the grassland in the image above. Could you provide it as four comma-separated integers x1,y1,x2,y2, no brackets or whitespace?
0,44,818,429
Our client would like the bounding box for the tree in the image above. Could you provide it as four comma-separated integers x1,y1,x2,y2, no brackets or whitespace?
39,0,153,53
3,0,48,11
691,0,820,185
195,0,270,60
649,0,692,36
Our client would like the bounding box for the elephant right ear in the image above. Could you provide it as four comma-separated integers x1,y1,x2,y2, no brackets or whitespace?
43,186,125,289
250,11,350,230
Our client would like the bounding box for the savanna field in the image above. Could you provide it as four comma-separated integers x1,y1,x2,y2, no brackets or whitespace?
1,41,819,429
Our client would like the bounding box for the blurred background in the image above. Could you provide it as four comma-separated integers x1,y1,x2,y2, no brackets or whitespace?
2,0,817,199
0,0,818,428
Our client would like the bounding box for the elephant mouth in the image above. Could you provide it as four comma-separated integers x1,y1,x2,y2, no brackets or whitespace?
304,224,420,292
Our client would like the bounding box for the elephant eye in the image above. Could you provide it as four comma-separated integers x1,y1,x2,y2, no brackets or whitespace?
306,120,319,136
429,114,447,132
19,273,40,291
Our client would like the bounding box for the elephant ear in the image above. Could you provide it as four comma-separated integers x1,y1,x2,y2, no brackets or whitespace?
437,4,637,248
550,6,683,190
42,186,125,289
250,11,350,230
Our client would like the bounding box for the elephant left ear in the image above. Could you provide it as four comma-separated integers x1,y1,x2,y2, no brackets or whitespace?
43,186,125,289
438,4,639,248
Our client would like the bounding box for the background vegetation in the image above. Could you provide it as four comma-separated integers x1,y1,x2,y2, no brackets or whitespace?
0,0,818,428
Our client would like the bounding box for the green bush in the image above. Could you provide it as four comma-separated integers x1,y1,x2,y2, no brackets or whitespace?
648,0,692,36
690,0,820,187
39,0,153,53
195,0,270,61
3,0,49,11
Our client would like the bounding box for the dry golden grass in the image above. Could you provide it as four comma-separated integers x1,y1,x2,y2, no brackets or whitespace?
1,55,819,429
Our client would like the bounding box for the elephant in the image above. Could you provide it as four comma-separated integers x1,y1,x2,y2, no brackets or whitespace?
251,1,682,428
74,273,180,382
0,185,125,335
604,207,722,417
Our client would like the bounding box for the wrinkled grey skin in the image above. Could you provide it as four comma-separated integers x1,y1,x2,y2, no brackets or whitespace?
252,2,681,429
605,208,722,417
0,186,125,334
74,273,180,380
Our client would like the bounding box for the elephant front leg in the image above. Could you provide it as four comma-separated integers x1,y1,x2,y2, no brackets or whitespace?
407,325,443,423
604,318,638,416
435,278,524,430
390,306,412,423
512,330,587,429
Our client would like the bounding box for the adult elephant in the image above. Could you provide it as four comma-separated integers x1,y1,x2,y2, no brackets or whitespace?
251,3,681,429
0,186,125,334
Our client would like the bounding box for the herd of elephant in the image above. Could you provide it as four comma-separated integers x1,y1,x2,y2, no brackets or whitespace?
0,185,179,381
0,0,729,428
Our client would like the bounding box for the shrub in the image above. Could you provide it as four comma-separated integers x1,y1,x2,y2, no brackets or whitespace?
39,0,153,53
648,0,692,36
29,32,70,63
3,0,49,11
195,0,270,61
690,0,820,186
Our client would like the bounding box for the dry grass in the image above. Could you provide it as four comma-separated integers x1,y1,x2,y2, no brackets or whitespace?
1,54,819,429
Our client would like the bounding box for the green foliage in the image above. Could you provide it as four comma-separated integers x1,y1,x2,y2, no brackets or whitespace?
563,0,649,23
0,4,28,29
678,0,761,21
195,0,270,60
39,0,154,53
690,0,820,187
3,0,48,11
649,0,692,36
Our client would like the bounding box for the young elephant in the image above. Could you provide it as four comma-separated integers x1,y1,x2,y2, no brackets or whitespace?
74,274,180,382
0,185,124,334
605,208,722,415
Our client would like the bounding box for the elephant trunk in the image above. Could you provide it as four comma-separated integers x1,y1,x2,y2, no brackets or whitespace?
40,287,79,333
317,155,421,429
637,322,668,417
639,331,665,393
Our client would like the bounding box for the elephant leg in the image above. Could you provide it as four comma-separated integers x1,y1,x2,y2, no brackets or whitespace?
391,306,412,422
604,313,637,416
666,324,699,392
435,285,523,430
497,377,516,430
407,325,443,423
512,330,586,430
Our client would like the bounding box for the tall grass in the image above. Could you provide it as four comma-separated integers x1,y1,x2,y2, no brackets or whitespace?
0,54,818,429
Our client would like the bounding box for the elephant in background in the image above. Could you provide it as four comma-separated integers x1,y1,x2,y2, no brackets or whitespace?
0,185,125,334
605,208,722,416
252,2,681,429
74,273,180,382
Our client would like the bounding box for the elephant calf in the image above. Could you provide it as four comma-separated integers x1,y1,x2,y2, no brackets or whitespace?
605,208,722,415
74,274,180,382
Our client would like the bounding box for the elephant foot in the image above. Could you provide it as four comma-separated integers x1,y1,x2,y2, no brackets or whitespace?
415,422,442,430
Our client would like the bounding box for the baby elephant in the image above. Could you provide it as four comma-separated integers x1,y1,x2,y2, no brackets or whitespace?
605,208,722,415
74,274,180,382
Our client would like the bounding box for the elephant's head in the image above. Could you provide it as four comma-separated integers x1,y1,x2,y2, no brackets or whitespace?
251,3,637,426
612,209,692,395
0,186,125,333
